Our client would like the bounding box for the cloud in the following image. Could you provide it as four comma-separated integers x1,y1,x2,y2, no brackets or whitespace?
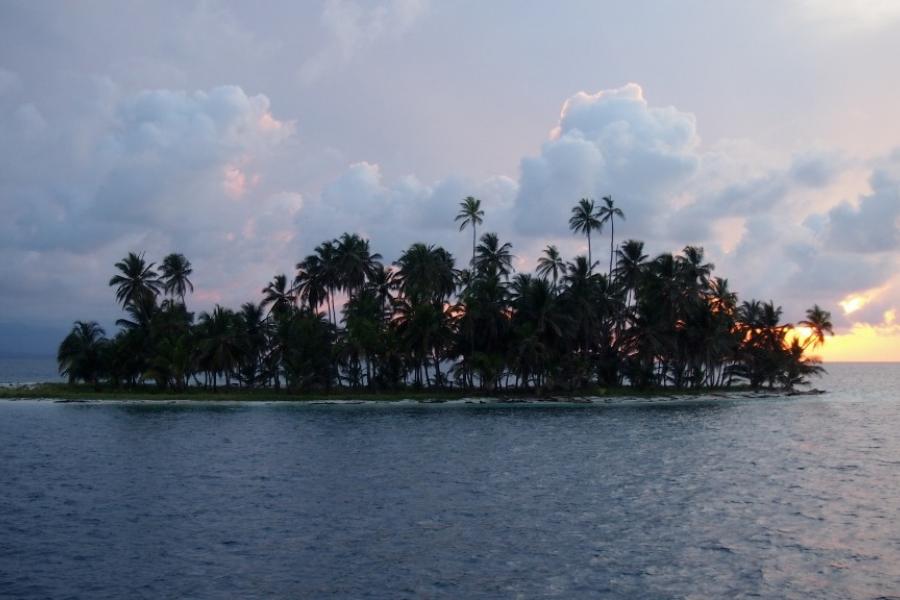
789,0,900,35
0,74,896,351
2,85,294,255
789,149,847,187
514,83,700,237
667,145,852,243
295,84,895,331
821,153,900,253
299,0,427,83
0,82,299,327
295,162,517,263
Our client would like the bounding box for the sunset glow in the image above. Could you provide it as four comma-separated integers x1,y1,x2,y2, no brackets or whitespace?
818,322,900,362
839,295,867,315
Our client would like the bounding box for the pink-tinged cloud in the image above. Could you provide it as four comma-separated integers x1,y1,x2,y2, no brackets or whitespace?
223,165,248,198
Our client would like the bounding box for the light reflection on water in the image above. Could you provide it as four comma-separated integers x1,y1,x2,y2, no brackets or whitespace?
0,363,899,598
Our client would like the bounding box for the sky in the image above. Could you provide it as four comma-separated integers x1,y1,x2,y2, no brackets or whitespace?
1,0,899,360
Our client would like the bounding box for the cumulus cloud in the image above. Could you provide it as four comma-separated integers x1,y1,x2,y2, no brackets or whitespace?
4,1,900,357
2,84,294,251
294,162,517,262
497,83,900,327
0,73,896,351
515,83,700,237
290,83,895,330
820,152,900,253
0,82,299,327
789,149,847,187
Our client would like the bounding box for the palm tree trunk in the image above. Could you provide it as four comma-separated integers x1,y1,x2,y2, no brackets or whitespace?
587,233,592,272
433,351,442,388
329,291,336,325
609,220,615,278
472,225,477,267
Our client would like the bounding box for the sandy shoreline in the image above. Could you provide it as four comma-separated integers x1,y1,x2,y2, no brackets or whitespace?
0,389,824,407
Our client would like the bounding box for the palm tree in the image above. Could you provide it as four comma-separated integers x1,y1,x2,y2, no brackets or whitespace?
392,297,451,387
597,196,625,277
295,255,328,317
58,321,108,387
394,243,457,304
69,200,835,394
474,232,514,280
261,274,295,319
708,277,737,313
455,196,484,267
315,240,341,326
561,256,601,355
160,253,194,305
509,274,564,389
368,264,396,322
536,245,565,290
237,302,268,387
799,304,834,350
109,252,161,308
342,286,384,388
197,305,242,390
615,239,647,308
335,232,383,299
114,292,158,331
679,246,714,290
568,198,602,272
458,269,511,390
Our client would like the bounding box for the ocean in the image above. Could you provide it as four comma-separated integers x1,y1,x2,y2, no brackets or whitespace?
1,362,899,598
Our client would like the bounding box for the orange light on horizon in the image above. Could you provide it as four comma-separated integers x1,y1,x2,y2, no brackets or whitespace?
818,318,900,362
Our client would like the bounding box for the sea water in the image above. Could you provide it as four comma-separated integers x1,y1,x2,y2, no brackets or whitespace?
1,363,899,598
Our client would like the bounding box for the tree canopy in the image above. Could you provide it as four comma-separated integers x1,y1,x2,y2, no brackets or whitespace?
61,197,829,394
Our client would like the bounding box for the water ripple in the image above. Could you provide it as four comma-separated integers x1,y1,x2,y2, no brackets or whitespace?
1,364,900,598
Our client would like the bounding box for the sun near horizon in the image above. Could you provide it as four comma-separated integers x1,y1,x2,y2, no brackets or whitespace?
817,324,900,363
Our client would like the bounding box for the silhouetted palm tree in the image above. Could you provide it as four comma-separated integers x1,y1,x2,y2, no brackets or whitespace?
160,253,194,305
335,232,382,299
569,198,602,272
58,321,108,387
475,232,514,280
237,302,268,387
536,245,565,290
109,252,161,308
615,239,647,308
315,240,341,325
395,243,456,304
261,274,295,319
295,255,328,317
455,196,484,267
597,196,625,277
708,277,737,313
368,264,396,322
799,304,834,350
197,305,242,390
561,256,601,354
71,215,831,392
679,246,714,291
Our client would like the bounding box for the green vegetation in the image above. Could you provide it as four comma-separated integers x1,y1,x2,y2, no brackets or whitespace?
56,199,832,395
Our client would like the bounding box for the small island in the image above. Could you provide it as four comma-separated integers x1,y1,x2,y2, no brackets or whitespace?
39,196,832,400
